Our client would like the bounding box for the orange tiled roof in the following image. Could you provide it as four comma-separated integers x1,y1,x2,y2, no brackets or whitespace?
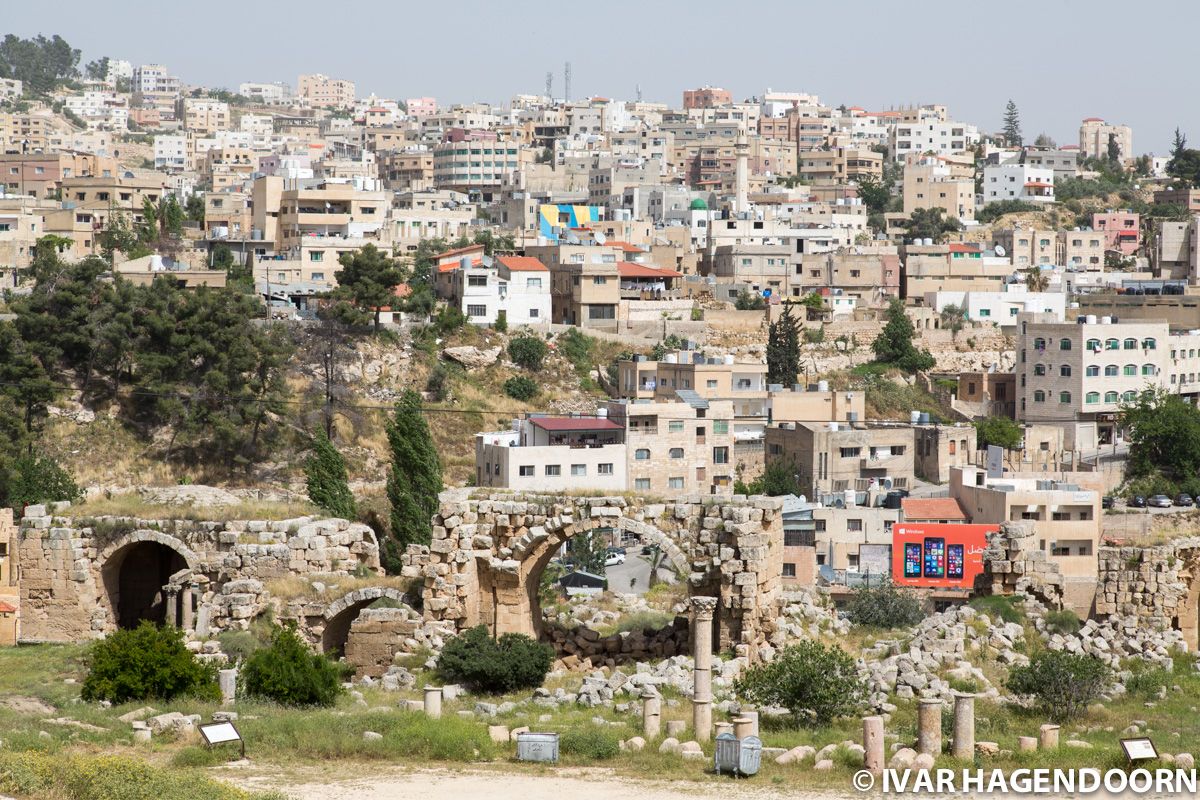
901,497,969,521
497,255,548,272
617,262,682,279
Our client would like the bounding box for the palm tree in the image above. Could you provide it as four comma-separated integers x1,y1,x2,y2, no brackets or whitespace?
1024,267,1049,292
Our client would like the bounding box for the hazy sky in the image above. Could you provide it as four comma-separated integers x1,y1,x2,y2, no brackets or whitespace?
8,0,1193,153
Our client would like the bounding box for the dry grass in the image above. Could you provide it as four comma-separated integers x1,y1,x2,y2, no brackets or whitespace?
264,573,416,602
61,494,322,522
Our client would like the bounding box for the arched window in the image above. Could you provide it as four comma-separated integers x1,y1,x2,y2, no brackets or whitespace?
1086,391,1100,404
1085,366,1099,377
1034,364,1046,376
668,447,684,459
1122,390,1137,401
1123,338,1137,350
1033,390,1046,402
1124,364,1137,376
1059,391,1072,404
1086,339,1101,352
1059,338,1072,350
1104,391,1118,403
1060,365,1071,377
1033,337,1046,350
1142,364,1156,375
635,448,650,460
1105,338,1119,350
1143,338,1157,350
1104,365,1118,376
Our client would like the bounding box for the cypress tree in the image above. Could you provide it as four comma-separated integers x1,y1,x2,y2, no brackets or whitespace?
304,430,356,520
385,390,443,564
1002,100,1022,147
767,302,801,386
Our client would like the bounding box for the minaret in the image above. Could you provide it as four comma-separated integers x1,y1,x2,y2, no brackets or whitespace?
734,127,749,216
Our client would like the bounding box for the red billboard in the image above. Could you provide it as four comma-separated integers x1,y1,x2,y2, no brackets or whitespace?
891,523,996,589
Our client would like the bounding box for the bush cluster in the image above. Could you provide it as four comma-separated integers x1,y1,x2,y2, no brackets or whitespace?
559,727,620,760
437,625,553,693
1043,609,1081,636
1006,650,1110,722
846,579,924,628
81,622,219,704
240,624,343,707
503,375,538,401
734,639,867,726
507,334,548,371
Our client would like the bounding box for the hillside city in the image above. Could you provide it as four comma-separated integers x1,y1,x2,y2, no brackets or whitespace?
3,27,1200,800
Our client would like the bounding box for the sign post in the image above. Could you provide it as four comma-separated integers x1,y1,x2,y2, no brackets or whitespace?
199,721,245,760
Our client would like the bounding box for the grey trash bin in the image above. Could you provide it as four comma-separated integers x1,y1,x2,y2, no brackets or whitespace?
516,731,559,763
714,732,762,777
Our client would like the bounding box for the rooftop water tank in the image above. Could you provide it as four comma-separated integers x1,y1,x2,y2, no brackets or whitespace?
664,354,677,364
818,380,829,392
724,354,735,365
1086,315,1097,324
910,410,922,425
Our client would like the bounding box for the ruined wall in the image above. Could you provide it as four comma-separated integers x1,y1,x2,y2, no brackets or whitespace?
15,505,381,642
1095,538,1200,649
344,607,428,677
402,492,785,660
546,617,689,669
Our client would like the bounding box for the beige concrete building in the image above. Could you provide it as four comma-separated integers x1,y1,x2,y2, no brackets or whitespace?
902,243,1014,297
0,151,116,199
914,423,977,483
902,156,975,221
950,465,1102,612
994,227,1060,268
298,73,356,110
798,146,882,185
765,421,915,498
609,399,736,495
1079,117,1132,162
181,98,230,135
276,182,390,257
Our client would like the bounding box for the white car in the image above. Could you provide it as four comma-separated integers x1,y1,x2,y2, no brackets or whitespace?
604,552,626,567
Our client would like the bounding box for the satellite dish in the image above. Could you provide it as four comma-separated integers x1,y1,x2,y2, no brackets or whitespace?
995,244,1006,257
593,231,606,245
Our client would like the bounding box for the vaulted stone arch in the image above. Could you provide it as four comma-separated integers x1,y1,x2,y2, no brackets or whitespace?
99,531,203,631
320,586,414,654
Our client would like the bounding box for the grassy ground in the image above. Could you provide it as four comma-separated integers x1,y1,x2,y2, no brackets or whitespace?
57,495,322,522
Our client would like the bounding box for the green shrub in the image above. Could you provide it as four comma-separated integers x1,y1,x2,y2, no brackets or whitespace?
493,311,508,332
734,289,766,310
846,579,924,628
556,328,596,377
240,624,342,707
734,640,867,726
81,621,219,704
559,727,620,760
437,625,553,693
614,610,674,634
503,375,538,401
215,629,265,665
1043,609,1081,636
5,451,80,508
968,594,1024,624
508,334,549,371
803,327,825,344
1006,650,1110,722
1125,660,1173,699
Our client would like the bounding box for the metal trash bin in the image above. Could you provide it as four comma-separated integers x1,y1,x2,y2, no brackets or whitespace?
516,731,559,763
714,732,762,777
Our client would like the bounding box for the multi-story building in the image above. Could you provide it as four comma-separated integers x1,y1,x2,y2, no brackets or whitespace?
405,97,437,118
274,181,391,259
888,116,979,162
994,227,1061,267
982,164,1054,205
1059,228,1105,270
297,73,355,110
913,424,977,483
1020,147,1079,180
181,98,230,135
765,421,916,498
798,145,882,185
238,82,291,105
921,286,1066,328
1079,117,1132,162
445,254,551,326
0,151,116,199
610,399,737,495
153,134,189,172
902,243,1014,297
132,64,179,96
432,130,525,194
1015,312,1200,443
63,91,128,130
781,500,900,584
1091,211,1140,255
902,156,975,221
683,86,733,109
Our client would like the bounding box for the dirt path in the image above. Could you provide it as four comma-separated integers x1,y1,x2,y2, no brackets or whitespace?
225,764,853,800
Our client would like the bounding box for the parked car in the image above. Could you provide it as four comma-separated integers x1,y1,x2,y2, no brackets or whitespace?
1129,495,1147,508
607,546,626,555
1149,495,1173,508
1101,496,1115,509
604,552,626,567
641,544,658,555
1176,494,1195,508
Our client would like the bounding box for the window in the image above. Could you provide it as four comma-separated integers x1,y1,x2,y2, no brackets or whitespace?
1105,338,1119,350
635,448,650,460
598,463,613,475
571,464,586,476
518,465,534,477
669,447,684,459
1142,364,1155,376
713,446,729,464
1104,365,1118,377
592,276,607,285
468,275,488,287
544,465,561,476
309,251,324,262
668,477,685,490
847,519,863,532
467,304,487,317
707,379,718,389
1143,338,1157,350
1033,337,1046,350
1060,365,1071,377
529,308,539,318
634,478,651,491
1058,391,1071,404
979,309,991,317
1033,390,1046,402
1034,364,1046,376
782,563,796,578
1123,390,1137,401
1105,391,1118,403
1123,364,1137,376
526,277,542,289
1059,338,1072,350
1085,366,1099,377
713,420,729,434
588,305,616,320
840,447,861,458
1086,391,1099,404
1124,338,1137,350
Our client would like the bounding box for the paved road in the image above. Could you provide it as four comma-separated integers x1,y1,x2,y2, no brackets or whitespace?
605,552,676,595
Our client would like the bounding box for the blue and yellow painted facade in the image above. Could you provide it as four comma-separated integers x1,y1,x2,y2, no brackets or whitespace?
538,204,602,240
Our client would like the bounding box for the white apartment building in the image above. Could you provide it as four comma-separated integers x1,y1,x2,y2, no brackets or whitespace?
238,82,292,105
475,416,627,493
105,60,133,85
153,134,190,171
132,64,179,96
64,91,128,130
923,286,1065,327
449,255,551,326
888,119,980,162
982,164,1054,205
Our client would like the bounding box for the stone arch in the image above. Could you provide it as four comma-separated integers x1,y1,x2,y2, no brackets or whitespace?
99,532,201,630
321,586,414,655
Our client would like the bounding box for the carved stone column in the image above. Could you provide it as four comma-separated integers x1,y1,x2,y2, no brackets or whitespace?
690,596,718,742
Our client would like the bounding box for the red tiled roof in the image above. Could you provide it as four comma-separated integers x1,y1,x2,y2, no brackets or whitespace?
497,255,548,272
617,262,682,279
437,258,483,273
604,240,648,253
437,243,486,261
0,601,16,614
901,498,969,521
948,243,980,253
529,417,622,432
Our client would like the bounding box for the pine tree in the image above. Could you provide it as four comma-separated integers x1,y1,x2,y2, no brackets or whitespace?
1002,100,1022,147
872,298,935,373
305,430,356,520
767,302,801,386
385,390,443,567
333,244,405,332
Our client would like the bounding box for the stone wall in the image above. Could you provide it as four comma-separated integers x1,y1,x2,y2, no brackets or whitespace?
15,506,381,642
344,607,428,677
979,521,1066,610
1095,538,1200,649
401,492,785,661
544,617,690,668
